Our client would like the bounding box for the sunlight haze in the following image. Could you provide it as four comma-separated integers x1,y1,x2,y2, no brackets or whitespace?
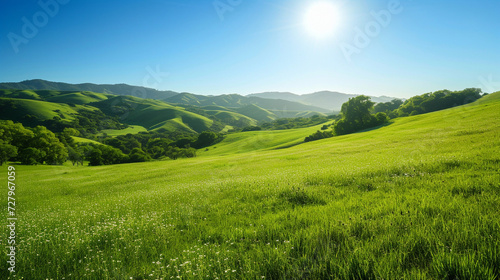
1,0,499,98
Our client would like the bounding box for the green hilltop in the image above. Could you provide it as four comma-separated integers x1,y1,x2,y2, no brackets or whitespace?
91,95,216,133
0,96,100,122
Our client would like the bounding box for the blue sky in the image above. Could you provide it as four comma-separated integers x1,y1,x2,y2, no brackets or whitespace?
1,0,499,98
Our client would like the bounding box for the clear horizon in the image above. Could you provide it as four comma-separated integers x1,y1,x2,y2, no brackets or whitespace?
1,0,499,99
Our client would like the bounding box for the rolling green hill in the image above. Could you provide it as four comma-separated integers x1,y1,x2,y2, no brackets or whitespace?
0,90,222,134
45,91,110,104
0,79,179,100
92,95,216,133
199,104,317,127
5,92,499,279
0,97,99,123
0,89,43,100
204,110,257,127
0,89,112,105
234,104,278,122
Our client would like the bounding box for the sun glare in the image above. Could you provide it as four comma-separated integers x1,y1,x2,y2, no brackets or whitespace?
304,1,339,38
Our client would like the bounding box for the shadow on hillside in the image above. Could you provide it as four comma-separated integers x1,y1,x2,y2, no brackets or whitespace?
273,142,303,150
356,121,394,133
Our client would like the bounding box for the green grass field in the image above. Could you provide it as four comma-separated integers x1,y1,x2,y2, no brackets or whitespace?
72,136,104,145
98,125,148,136
1,93,499,279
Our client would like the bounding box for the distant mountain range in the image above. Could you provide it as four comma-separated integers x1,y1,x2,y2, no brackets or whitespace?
164,93,330,113
0,79,399,112
0,79,179,100
248,91,397,111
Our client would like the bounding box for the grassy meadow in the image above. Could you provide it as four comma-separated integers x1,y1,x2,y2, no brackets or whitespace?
1,93,499,279
98,125,148,137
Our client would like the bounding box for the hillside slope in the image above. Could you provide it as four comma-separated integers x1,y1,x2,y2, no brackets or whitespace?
3,92,499,279
4,93,500,279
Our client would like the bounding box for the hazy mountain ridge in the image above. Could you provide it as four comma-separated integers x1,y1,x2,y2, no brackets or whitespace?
248,91,398,111
163,92,331,113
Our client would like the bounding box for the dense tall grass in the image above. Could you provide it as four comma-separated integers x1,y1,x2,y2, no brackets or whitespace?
1,93,499,279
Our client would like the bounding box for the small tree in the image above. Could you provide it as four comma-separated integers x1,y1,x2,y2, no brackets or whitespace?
166,146,181,160
29,126,68,165
0,141,17,165
128,148,151,163
87,147,103,166
68,147,84,166
19,147,42,165
100,146,127,164
194,131,220,149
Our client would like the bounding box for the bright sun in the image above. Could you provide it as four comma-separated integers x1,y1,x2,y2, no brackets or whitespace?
304,1,339,38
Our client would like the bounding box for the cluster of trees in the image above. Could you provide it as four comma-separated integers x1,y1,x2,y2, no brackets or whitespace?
72,110,125,135
303,88,485,142
69,144,162,166
373,99,404,118
0,120,68,165
333,96,388,136
241,126,262,132
0,119,224,166
66,130,223,166
100,130,222,160
396,88,482,117
304,95,388,142
304,130,334,142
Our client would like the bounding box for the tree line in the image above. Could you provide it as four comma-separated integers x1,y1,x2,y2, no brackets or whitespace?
67,130,224,166
0,119,223,166
0,120,68,165
304,88,484,142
